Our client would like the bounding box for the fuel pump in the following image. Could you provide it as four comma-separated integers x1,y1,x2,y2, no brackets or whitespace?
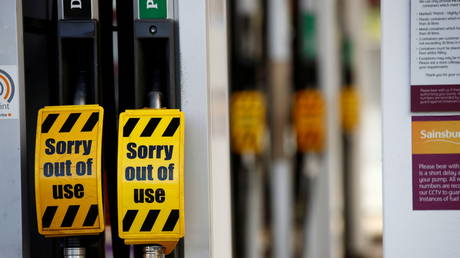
229,0,269,257
291,0,326,257
57,0,100,105
115,1,184,257
338,2,361,256
33,0,106,257
340,37,360,258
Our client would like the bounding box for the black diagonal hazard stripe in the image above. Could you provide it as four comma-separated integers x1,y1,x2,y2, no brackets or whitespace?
81,112,99,132
162,209,179,232
82,204,98,227
42,206,58,228
162,118,180,137
140,209,160,232
123,118,140,137
123,210,138,232
41,114,59,133
141,118,161,137
59,113,81,133
61,205,80,227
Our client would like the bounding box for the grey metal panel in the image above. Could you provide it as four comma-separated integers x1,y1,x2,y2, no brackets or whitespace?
0,120,23,257
179,0,211,254
305,0,343,257
0,0,25,257
0,1,20,65
178,0,232,257
207,0,232,257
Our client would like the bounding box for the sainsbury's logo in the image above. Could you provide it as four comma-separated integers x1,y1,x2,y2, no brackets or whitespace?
421,129,460,144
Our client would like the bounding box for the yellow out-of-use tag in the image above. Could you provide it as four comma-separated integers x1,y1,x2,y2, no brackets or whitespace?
117,109,185,254
230,90,266,155
340,87,360,134
34,105,104,237
293,89,325,153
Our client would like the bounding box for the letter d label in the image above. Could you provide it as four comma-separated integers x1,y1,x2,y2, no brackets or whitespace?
71,0,82,9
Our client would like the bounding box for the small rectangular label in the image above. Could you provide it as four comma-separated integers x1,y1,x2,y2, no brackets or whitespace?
139,0,167,19
411,0,460,111
412,116,460,210
63,0,92,20
0,66,18,119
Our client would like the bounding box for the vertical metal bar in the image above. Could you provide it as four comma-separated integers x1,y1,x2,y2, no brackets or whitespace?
270,160,294,258
179,0,232,257
167,0,174,19
312,0,342,257
300,153,323,258
114,2,134,257
0,0,25,257
242,154,263,258
267,0,293,256
98,0,117,254
57,0,63,19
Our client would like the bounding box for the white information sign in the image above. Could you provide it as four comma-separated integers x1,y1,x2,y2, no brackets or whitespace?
411,0,460,111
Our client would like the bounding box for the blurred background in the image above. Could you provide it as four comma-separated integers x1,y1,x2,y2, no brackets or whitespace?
227,0,381,257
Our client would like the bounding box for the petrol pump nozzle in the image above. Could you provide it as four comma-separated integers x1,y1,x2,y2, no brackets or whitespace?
64,247,85,258
148,90,163,109
143,245,166,258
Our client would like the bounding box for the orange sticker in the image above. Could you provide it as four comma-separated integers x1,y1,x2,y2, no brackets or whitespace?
340,87,360,133
293,89,325,153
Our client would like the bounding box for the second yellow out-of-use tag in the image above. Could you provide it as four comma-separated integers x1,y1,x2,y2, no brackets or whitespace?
117,109,185,254
230,90,266,155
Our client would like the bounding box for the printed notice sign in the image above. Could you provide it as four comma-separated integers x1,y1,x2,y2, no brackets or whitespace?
117,109,184,254
411,0,460,111
35,105,104,236
412,116,460,210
